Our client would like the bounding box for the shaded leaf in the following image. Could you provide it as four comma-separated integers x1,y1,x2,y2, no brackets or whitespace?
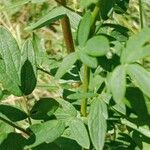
0,133,27,150
100,0,115,20
30,98,59,120
21,39,37,95
33,142,60,150
125,87,150,123
127,64,150,97
114,0,130,14
55,137,81,150
0,104,28,122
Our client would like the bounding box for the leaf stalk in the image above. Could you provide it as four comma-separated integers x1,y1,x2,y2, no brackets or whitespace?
0,116,30,136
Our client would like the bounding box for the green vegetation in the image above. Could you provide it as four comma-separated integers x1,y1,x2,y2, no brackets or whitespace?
0,0,150,150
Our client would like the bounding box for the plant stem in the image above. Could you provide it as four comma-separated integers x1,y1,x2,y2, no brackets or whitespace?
57,0,75,53
139,0,144,29
0,116,30,136
80,3,100,117
91,3,101,31
81,65,90,116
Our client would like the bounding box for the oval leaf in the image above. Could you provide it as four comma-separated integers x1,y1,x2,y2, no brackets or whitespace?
55,98,77,118
127,64,150,97
27,120,65,148
0,104,28,122
77,11,92,47
110,65,126,104
88,99,107,150
85,36,109,57
0,26,22,96
69,118,90,149
21,39,37,95
121,27,150,64
55,52,78,79
30,98,59,120
79,50,98,68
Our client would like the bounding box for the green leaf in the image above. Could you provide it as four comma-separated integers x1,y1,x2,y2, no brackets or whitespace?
85,36,109,57
121,27,150,64
79,50,98,68
125,87,150,122
113,102,126,115
27,120,65,148
0,90,10,101
127,64,150,97
0,71,22,96
110,65,126,104
0,133,27,150
55,52,78,79
0,104,28,122
88,98,107,150
21,39,37,95
89,74,104,92
143,142,150,150
0,120,14,134
4,0,30,10
32,33,48,67
69,118,90,149
0,26,22,96
30,98,59,120
80,0,98,8
100,0,115,20
55,137,81,150
0,26,21,85
114,0,130,14
32,142,60,150
26,6,81,30
0,120,14,144
77,11,92,47
55,99,77,118
121,118,150,137
67,92,98,100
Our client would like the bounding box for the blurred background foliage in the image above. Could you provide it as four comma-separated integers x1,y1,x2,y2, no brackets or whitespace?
0,0,150,50
0,0,150,44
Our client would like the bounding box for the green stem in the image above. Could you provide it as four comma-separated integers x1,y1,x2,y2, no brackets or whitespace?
0,116,30,136
81,65,90,116
91,3,101,30
80,3,100,117
139,0,144,29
